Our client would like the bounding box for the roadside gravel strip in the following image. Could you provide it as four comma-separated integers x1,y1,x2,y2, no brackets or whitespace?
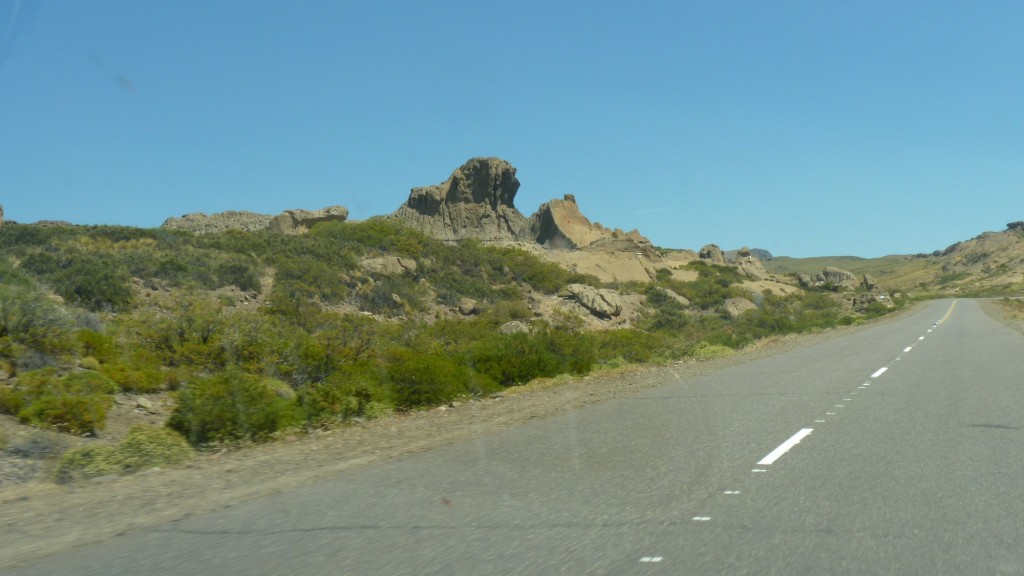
0,305,922,569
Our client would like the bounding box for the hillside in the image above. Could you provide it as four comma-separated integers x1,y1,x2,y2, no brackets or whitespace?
1,158,907,488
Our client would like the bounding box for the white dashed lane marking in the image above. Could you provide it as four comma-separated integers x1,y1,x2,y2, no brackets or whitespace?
757,428,813,466
871,367,888,378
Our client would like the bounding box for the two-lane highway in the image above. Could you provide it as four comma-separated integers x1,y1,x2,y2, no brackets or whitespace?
11,299,1024,575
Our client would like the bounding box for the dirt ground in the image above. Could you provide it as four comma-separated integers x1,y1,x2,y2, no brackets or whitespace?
0,305,938,570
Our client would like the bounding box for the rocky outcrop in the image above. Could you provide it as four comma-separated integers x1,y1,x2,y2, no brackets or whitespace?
269,206,348,234
699,244,727,264
843,292,894,313
390,157,530,242
798,267,858,291
563,284,622,319
734,247,769,281
498,320,531,334
862,274,877,291
360,256,417,276
649,286,690,307
162,211,274,234
457,298,479,316
163,205,348,235
723,297,758,319
529,194,649,250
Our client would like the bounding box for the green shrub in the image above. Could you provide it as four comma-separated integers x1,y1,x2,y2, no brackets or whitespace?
469,327,594,387
99,362,165,393
470,332,559,386
17,393,112,435
296,368,393,424
593,329,668,364
0,369,116,435
387,348,497,409
167,369,304,446
54,425,193,483
0,284,78,359
689,342,735,360
21,250,134,312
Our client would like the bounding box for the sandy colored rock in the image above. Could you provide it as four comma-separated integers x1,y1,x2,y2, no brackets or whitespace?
360,256,417,276
699,244,727,264
564,284,623,318
723,296,758,319
269,206,348,234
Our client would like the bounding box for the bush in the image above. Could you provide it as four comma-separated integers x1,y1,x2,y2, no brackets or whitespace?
470,327,595,387
167,369,304,446
0,284,78,359
21,250,134,312
387,348,497,409
0,369,117,435
54,425,193,483
99,362,165,393
296,368,393,424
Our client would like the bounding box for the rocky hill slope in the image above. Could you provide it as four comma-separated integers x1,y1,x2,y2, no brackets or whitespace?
766,222,1024,296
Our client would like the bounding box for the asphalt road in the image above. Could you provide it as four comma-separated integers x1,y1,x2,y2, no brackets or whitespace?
13,299,1024,575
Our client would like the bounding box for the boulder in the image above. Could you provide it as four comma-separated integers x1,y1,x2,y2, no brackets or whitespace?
699,244,727,264
862,274,877,291
798,267,858,291
360,256,417,276
390,157,530,241
723,297,758,319
734,247,768,281
846,292,894,313
498,320,531,334
269,205,348,234
649,286,690,307
563,284,622,318
458,298,479,316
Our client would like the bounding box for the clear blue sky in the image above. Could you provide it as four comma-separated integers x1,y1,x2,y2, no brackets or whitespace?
2,1,1022,257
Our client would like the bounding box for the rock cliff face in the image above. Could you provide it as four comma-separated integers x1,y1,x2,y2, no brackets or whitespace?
390,157,530,242
530,195,648,250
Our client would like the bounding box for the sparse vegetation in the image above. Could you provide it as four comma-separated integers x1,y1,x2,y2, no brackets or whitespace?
53,425,193,483
0,219,914,463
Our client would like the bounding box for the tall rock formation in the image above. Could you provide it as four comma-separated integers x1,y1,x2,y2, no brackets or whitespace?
390,157,530,241
699,244,727,264
530,194,648,250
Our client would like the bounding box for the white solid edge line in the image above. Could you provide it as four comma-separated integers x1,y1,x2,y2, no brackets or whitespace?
871,367,888,378
757,428,813,466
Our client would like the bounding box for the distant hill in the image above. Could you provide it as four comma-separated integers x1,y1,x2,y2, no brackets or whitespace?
765,222,1024,296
